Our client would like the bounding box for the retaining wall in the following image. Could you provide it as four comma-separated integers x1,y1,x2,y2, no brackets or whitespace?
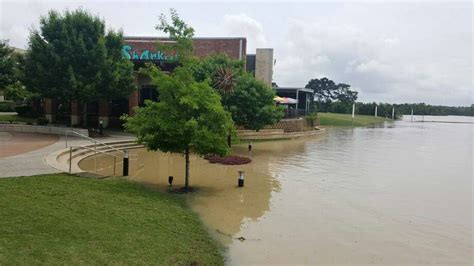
237,128,325,140
0,124,88,136
264,118,320,132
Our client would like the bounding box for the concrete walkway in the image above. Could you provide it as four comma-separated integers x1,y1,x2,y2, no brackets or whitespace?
0,131,136,178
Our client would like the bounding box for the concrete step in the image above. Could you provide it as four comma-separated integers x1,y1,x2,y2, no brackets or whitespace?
49,139,144,175
67,143,142,160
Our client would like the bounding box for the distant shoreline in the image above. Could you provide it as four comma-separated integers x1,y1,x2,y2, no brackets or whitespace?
416,120,474,124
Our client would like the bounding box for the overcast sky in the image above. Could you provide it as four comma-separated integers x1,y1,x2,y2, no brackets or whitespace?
1,0,472,106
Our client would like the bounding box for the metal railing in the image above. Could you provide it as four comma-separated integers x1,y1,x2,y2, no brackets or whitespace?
65,130,129,176
69,145,122,176
65,130,126,155
283,109,308,118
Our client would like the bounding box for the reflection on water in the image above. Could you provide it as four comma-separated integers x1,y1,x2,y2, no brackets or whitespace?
80,138,311,244
80,116,473,264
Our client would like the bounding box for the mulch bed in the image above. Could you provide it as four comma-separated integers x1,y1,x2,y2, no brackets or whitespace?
203,154,251,165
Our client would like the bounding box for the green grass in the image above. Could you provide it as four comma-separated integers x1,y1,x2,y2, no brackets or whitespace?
318,112,389,126
0,114,36,124
0,174,223,265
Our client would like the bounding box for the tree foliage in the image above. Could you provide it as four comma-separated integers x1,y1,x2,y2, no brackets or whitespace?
123,10,234,190
123,65,233,189
190,54,244,84
0,41,16,90
305,77,358,112
23,9,135,103
223,74,283,131
125,65,233,155
155,8,195,64
190,54,281,130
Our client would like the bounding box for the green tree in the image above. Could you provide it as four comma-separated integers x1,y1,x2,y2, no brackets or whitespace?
334,83,358,103
155,8,195,64
0,41,16,92
189,54,282,131
190,54,244,84
23,9,135,125
123,65,233,191
305,77,358,112
123,10,234,191
223,74,283,131
305,77,336,105
0,41,34,102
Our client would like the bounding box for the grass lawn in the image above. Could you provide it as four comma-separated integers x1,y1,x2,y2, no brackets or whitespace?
0,174,223,265
0,114,36,124
318,112,389,126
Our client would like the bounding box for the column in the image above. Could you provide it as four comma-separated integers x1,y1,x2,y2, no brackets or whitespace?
98,100,110,128
70,100,81,126
128,90,139,116
43,98,56,123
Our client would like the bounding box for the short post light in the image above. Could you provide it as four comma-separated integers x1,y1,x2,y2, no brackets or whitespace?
238,171,245,187
123,150,129,176
99,120,103,135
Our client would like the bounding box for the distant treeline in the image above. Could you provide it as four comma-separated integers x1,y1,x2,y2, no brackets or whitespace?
318,102,474,118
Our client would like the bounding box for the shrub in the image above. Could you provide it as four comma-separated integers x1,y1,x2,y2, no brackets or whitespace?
203,154,251,165
15,105,39,118
0,101,15,112
305,112,318,128
36,117,49,125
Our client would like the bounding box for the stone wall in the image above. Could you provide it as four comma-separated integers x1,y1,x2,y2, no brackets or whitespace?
264,118,319,133
237,128,325,140
0,124,88,136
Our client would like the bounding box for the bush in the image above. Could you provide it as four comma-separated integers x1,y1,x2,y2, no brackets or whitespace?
36,117,49,125
0,101,16,112
305,112,318,128
203,154,251,165
15,105,39,118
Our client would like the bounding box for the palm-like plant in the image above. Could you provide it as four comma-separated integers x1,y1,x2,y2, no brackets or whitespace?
212,66,236,96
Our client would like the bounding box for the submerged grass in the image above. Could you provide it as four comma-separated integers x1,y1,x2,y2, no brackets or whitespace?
0,174,223,265
318,112,389,126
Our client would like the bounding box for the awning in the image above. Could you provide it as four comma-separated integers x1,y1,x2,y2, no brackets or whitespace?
274,96,298,104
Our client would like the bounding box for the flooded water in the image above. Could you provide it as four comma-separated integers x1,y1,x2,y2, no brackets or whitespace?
80,115,473,264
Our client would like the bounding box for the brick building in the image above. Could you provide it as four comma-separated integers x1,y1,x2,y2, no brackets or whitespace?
43,36,274,128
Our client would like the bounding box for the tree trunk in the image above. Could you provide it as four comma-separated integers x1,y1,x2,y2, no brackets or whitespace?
184,147,190,191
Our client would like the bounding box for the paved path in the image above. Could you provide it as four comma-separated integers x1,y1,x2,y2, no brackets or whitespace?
0,131,136,178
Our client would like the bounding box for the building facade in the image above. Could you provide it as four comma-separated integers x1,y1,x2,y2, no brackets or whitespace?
42,36,275,128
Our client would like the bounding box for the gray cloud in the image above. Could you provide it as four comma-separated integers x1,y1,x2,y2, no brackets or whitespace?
0,1,471,105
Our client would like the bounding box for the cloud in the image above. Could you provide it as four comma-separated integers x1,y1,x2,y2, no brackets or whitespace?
222,14,267,53
272,19,472,105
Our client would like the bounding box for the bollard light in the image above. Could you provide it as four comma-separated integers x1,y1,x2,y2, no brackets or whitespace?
123,150,129,176
99,120,103,135
238,171,245,187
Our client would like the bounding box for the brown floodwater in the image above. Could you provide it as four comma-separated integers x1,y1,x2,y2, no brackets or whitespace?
80,116,473,265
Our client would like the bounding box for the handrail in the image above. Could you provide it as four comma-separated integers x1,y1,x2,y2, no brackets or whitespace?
70,145,123,159
69,144,121,176
65,130,126,155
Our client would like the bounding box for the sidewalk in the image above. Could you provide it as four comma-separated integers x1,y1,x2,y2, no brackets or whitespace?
0,130,136,178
